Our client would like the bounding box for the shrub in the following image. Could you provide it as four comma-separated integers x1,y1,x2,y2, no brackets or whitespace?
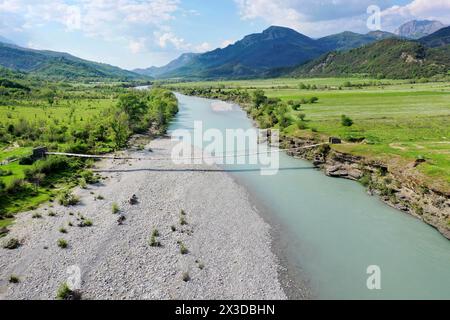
5,178,26,194
341,115,353,127
179,242,188,255
48,211,56,217
56,282,81,300
9,275,20,283
112,202,120,214
32,213,42,219
3,238,20,249
19,155,35,165
79,178,87,189
149,235,161,247
57,239,68,249
171,225,176,232
297,121,308,130
57,190,80,206
309,97,319,103
298,113,306,121
359,174,372,188
59,227,67,234
182,272,190,282
180,216,187,226
152,228,159,237
0,168,12,176
80,170,99,184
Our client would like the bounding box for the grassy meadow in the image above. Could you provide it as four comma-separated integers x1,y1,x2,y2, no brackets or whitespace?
168,77,450,192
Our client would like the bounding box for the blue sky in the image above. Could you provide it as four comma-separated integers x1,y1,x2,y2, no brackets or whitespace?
1,0,449,69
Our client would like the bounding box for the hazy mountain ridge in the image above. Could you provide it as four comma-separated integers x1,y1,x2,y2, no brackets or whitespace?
0,41,146,80
395,20,446,39
133,53,199,77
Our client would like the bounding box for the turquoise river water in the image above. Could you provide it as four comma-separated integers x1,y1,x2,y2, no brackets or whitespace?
169,93,450,300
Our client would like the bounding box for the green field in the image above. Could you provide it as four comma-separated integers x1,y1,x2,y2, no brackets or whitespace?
168,78,450,192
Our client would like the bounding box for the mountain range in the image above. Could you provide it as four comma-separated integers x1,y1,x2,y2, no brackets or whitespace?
419,26,450,48
0,41,145,80
292,37,450,79
1,19,449,81
135,26,399,80
133,53,199,78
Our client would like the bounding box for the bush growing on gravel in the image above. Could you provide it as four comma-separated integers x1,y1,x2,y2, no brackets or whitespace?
182,272,190,282
3,238,20,249
152,228,159,237
59,227,67,233
179,242,188,255
9,275,20,283
149,235,161,247
171,225,176,232
112,202,120,214
180,216,187,226
180,209,186,216
78,219,93,228
56,282,81,300
57,190,80,206
48,211,57,217
79,178,87,189
57,239,68,249
32,213,42,219
80,170,99,184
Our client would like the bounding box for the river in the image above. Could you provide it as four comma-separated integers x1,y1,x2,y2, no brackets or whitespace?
168,93,450,300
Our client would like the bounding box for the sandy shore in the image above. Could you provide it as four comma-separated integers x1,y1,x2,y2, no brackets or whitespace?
0,138,286,300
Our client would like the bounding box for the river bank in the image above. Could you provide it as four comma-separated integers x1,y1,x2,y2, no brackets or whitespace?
0,137,287,300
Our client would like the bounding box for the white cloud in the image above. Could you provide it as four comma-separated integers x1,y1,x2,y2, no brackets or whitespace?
128,38,147,54
234,0,449,36
221,39,235,48
194,42,211,52
156,32,189,50
381,0,450,29
155,31,211,52
1,0,180,38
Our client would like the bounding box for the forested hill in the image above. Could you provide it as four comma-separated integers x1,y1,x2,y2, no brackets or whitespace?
0,42,146,81
291,38,450,79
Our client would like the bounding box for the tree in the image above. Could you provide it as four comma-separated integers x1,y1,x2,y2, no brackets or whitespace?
252,90,267,108
110,112,130,149
341,115,354,127
298,113,306,121
117,93,147,129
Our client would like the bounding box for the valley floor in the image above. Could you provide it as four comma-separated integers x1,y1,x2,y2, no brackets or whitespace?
0,138,287,300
